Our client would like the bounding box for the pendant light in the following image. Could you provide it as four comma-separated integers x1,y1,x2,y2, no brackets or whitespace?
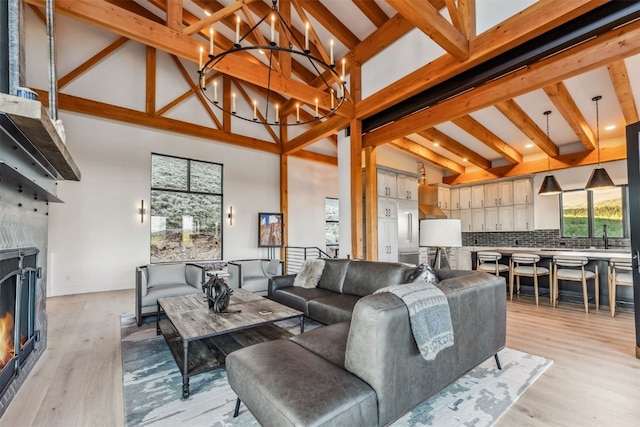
538,110,563,195
585,95,614,190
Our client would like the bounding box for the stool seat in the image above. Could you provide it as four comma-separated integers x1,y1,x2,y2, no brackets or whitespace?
513,266,550,275
555,269,596,280
478,264,510,273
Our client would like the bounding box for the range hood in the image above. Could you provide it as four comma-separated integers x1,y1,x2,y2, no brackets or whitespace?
418,203,448,219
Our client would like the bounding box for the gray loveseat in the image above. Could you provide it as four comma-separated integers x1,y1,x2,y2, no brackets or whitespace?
227,262,506,426
135,262,205,326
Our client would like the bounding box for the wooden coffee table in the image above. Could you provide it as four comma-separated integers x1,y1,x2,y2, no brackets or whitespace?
156,289,303,398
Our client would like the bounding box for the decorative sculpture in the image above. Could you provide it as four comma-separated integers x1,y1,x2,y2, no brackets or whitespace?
204,273,233,313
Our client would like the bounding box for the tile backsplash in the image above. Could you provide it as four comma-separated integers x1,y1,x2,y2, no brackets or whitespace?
462,229,630,250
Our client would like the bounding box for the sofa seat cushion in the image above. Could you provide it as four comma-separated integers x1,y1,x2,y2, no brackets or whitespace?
307,295,360,325
271,287,336,315
242,276,269,294
290,322,350,369
227,339,377,427
140,283,200,313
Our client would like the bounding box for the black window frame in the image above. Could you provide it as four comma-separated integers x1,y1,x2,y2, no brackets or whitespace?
560,184,629,238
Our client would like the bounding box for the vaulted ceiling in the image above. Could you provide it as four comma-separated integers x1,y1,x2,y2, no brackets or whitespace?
24,0,640,184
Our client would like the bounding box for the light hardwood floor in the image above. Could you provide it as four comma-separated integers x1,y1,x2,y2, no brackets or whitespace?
1,290,639,426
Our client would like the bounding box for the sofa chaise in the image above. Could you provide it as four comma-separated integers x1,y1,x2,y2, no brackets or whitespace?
228,261,506,426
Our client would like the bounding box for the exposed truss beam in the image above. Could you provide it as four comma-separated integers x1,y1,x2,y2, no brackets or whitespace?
296,0,360,49
183,0,248,35
283,115,350,155
352,0,388,28
452,115,522,164
417,128,491,169
543,82,597,150
494,99,559,157
390,138,465,174
607,59,639,124
362,18,640,148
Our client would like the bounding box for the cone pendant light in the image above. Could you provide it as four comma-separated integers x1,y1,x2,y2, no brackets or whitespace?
585,96,614,190
538,111,563,195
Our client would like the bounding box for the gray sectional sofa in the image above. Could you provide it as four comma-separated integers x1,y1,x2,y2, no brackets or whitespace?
227,260,506,426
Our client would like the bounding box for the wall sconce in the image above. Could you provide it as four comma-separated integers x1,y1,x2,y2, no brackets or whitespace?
139,200,146,223
228,206,233,226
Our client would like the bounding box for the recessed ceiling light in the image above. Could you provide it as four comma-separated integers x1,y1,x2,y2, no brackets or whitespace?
434,142,440,147
462,158,468,162
204,10,211,16
525,143,534,148
605,125,616,131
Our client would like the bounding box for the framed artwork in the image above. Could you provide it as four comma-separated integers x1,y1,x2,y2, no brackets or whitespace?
258,212,283,247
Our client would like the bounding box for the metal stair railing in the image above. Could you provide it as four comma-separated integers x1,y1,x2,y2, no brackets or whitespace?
284,246,334,274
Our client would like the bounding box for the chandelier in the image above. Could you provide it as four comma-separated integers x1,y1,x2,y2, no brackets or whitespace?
197,0,347,126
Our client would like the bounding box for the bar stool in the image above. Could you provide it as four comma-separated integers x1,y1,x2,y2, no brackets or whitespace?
477,252,509,277
552,256,598,313
509,253,551,306
608,257,633,317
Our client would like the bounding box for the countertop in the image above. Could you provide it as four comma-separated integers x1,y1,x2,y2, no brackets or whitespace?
467,246,631,260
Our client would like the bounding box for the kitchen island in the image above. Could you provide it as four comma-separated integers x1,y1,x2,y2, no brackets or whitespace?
470,247,632,311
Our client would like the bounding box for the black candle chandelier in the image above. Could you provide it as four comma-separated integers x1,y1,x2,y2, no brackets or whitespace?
197,0,347,126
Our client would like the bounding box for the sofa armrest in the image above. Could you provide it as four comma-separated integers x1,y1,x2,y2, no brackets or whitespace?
227,262,241,289
268,274,296,297
185,263,205,290
135,266,148,326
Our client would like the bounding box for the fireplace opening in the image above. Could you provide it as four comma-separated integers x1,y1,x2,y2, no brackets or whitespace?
0,248,39,395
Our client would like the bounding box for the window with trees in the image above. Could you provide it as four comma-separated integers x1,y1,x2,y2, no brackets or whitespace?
325,198,339,258
561,186,627,238
150,154,223,262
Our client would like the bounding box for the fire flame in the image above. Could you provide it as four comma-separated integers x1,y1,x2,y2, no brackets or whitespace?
0,312,14,370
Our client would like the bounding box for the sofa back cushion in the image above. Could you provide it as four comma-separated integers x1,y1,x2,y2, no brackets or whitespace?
342,261,409,296
241,260,265,278
317,259,351,293
147,263,186,287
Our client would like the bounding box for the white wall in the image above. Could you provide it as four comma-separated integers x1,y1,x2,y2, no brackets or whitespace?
533,159,628,229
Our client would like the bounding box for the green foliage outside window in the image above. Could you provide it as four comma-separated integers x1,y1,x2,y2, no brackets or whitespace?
561,187,625,238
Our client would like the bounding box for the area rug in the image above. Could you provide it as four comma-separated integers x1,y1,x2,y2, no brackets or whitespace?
121,314,552,427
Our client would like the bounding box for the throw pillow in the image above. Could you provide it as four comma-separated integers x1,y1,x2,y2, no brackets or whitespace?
266,259,281,276
407,263,440,284
293,259,326,289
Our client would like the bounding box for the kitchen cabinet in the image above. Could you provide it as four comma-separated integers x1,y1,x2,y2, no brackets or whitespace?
377,217,398,262
485,206,514,231
485,181,513,206
397,175,418,201
450,188,460,210
378,198,397,218
471,208,485,232
513,204,534,231
437,186,450,210
458,210,473,233
513,178,533,205
459,187,472,209
471,185,485,208
377,169,397,198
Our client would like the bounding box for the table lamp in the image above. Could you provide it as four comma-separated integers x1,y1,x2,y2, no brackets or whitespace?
420,219,462,269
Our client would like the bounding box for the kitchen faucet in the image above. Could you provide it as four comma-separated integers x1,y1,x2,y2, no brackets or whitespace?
603,224,609,249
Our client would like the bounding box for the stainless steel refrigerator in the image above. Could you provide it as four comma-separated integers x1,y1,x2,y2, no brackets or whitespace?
397,199,419,265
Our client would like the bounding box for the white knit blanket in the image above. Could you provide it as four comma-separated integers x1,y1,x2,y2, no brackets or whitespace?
374,281,454,361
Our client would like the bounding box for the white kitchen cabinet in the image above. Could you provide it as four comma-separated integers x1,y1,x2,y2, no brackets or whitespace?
377,169,397,198
471,185,485,208
485,206,514,231
450,188,460,210
397,174,418,201
436,186,451,210
485,181,513,207
471,208,485,232
377,217,398,262
513,178,533,205
513,204,534,231
455,247,473,270
458,209,472,232
378,198,397,218
459,187,472,209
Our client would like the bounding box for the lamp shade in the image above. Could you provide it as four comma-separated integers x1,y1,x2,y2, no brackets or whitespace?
538,174,563,195
420,219,462,247
585,167,615,190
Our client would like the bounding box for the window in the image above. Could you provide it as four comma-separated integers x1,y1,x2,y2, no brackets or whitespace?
561,186,627,238
325,198,339,258
150,154,223,262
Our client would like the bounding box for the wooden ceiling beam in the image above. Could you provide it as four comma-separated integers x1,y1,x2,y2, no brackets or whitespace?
444,0,463,36
457,0,476,39
353,13,413,64
356,0,606,119
543,82,597,150
607,59,640,124
452,115,522,164
443,143,627,185
418,128,491,169
182,0,248,35
34,89,280,153
362,18,640,147
59,37,129,89
290,150,338,166
494,99,560,157
296,0,360,49
386,0,468,61
352,0,389,28
389,138,466,174
26,0,352,116
283,115,350,155
166,0,183,31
